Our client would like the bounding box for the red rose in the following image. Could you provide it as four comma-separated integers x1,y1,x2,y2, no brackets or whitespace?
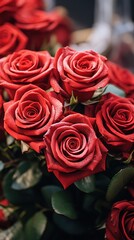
0,0,16,24
52,16,72,47
4,84,63,152
0,94,5,140
44,113,107,188
0,23,27,58
95,93,134,155
51,47,109,103
16,0,44,11
14,9,58,31
14,9,72,50
0,199,10,229
106,60,134,97
47,10,72,47
106,200,134,240
0,49,53,99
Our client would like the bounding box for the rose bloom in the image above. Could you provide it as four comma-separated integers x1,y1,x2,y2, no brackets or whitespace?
14,9,72,50
0,0,16,24
50,47,109,103
0,94,5,140
0,49,53,99
0,23,27,58
16,0,44,11
44,113,107,188
0,199,10,229
106,60,134,97
49,12,72,47
106,200,134,240
90,93,134,156
4,84,63,152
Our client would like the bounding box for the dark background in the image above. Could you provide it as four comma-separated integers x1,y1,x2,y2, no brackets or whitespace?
56,0,134,28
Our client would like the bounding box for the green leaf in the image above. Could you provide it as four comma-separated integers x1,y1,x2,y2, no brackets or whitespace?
0,161,4,171
53,213,90,235
123,150,134,164
94,199,110,227
105,84,125,97
52,190,78,219
82,193,99,212
74,175,95,193
70,91,78,105
106,167,134,202
41,185,62,207
3,170,35,205
12,161,42,190
24,211,47,240
13,223,25,240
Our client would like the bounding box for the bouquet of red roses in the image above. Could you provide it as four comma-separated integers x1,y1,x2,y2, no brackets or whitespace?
0,0,72,57
0,1,134,240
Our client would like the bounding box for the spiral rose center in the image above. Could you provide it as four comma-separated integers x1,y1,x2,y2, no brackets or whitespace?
80,63,89,69
114,110,128,121
18,102,41,120
79,60,89,69
26,107,38,117
60,130,87,160
66,137,79,150
17,57,33,70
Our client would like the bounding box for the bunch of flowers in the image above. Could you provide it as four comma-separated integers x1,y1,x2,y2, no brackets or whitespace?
0,45,133,240
0,0,72,57
0,1,134,240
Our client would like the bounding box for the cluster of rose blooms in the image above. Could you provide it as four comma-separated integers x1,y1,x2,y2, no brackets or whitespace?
0,0,72,57
0,45,133,239
0,1,134,239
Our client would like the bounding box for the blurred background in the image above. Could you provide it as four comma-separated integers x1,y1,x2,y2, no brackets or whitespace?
44,0,134,71
45,0,134,27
